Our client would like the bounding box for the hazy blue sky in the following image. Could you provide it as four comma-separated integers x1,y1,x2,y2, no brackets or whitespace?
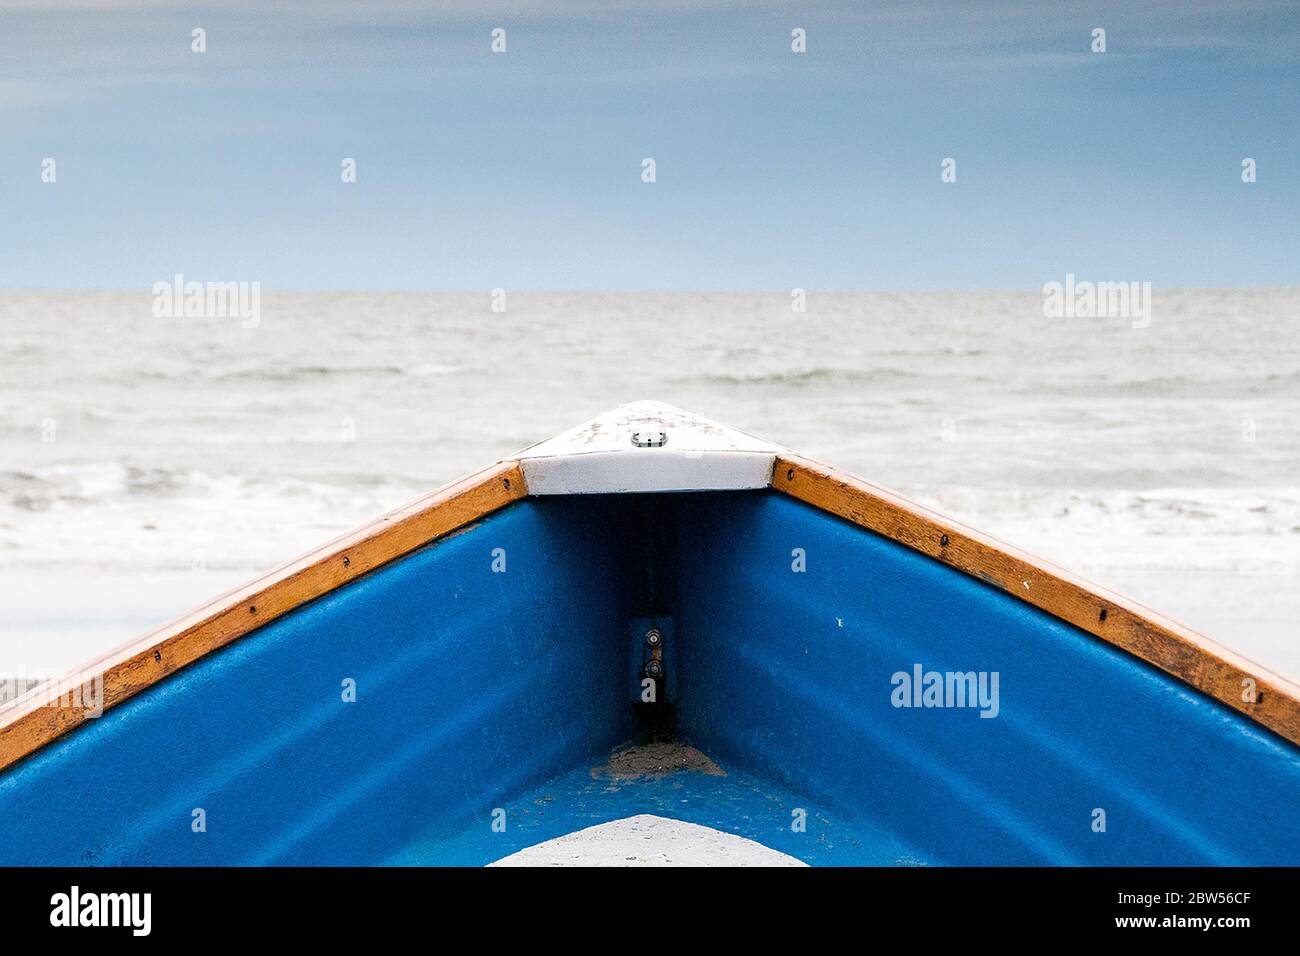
2,0,1297,289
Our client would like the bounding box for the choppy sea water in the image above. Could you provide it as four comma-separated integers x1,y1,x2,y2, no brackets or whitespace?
2,289,1298,679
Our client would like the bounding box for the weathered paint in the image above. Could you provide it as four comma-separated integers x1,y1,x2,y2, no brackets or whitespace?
0,461,524,773
6,402,1294,780
517,401,779,494
0,498,640,865
668,492,1300,866
2,491,1298,865
775,454,1300,746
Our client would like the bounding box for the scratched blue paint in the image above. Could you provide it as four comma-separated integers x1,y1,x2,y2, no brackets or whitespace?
0,497,641,865
668,492,1300,865
389,756,915,866
2,491,1298,865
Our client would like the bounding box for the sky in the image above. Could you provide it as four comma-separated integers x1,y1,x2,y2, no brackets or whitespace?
1,0,1297,289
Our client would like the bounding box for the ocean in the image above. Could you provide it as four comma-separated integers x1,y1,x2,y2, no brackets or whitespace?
2,288,1298,681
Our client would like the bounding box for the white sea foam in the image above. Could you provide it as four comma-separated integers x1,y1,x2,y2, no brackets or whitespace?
2,288,1298,678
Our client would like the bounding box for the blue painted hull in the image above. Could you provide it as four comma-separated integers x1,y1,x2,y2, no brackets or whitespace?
1,492,1297,865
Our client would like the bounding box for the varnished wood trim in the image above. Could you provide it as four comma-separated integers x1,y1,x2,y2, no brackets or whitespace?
775,454,1300,748
0,461,526,773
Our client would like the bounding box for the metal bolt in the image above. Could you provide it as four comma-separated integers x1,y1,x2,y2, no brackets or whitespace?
645,628,662,648
631,431,667,448
645,659,664,679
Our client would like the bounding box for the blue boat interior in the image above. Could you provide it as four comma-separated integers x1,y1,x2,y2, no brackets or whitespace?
2,491,1299,865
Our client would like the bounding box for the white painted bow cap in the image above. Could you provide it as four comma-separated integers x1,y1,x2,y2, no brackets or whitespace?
515,401,784,495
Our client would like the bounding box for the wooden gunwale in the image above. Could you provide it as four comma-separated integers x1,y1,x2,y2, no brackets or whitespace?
775,454,1300,748
0,461,525,773
3,444,1297,773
